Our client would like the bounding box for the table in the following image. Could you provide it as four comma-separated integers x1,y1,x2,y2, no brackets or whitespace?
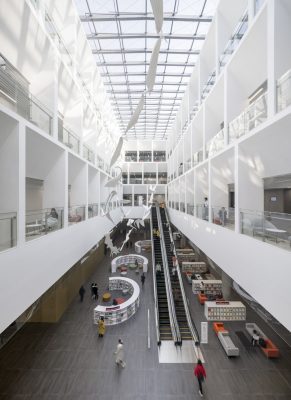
265,228,287,243
102,292,111,302
25,223,43,236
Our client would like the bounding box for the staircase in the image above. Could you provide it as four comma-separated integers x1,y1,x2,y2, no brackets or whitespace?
151,207,172,341
160,208,192,340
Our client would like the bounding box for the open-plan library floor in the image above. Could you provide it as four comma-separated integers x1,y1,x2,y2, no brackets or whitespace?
0,233,291,400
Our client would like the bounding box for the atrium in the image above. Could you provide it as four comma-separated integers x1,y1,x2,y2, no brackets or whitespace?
0,0,291,399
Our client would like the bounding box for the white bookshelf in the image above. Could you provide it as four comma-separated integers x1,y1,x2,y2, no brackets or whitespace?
93,277,140,325
182,261,207,273
204,301,246,321
192,280,223,295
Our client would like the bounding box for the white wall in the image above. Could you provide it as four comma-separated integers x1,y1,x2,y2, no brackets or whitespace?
0,208,122,333
169,208,291,331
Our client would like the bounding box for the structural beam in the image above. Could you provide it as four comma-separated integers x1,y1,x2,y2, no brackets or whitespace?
104,81,187,86
101,72,191,78
92,48,199,55
80,13,212,23
88,33,205,40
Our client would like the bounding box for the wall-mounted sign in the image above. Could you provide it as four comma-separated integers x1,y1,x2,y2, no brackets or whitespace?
201,322,208,344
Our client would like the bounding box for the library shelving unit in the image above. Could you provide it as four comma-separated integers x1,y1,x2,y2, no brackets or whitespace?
204,301,246,321
93,277,140,325
111,254,148,273
181,261,207,273
192,280,223,295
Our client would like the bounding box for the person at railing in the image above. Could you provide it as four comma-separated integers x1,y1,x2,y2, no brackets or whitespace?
47,208,59,230
203,197,209,220
218,207,227,226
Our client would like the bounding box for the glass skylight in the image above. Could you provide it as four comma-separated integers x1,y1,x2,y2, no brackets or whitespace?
74,0,219,139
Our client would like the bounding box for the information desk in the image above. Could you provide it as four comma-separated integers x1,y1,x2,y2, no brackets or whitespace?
134,240,151,253
111,254,148,273
94,277,140,325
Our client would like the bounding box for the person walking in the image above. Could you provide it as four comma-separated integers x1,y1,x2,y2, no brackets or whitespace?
114,339,126,368
141,273,145,287
194,359,206,397
92,283,98,301
98,317,105,338
79,285,85,302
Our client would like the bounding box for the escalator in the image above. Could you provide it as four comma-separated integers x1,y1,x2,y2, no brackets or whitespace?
160,208,192,340
151,207,172,341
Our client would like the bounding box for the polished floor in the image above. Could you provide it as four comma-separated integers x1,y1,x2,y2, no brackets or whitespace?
0,233,291,399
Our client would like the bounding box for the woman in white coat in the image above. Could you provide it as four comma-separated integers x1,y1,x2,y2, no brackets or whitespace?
114,339,126,368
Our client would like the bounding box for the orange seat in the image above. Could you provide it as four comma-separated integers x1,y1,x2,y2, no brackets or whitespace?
261,339,279,358
213,322,228,336
197,293,207,305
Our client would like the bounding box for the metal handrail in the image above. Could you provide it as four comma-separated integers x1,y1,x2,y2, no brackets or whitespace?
150,208,161,345
164,207,201,347
156,205,181,344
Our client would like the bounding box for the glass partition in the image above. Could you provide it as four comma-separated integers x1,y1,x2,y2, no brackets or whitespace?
88,203,98,218
144,172,156,184
196,204,209,220
0,212,17,251
25,207,63,241
277,69,291,112
139,151,152,162
158,172,167,184
229,92,268,143
125,151,137,162
122,173,128,184
68,205,85,225
153,151,166,161
212,206,235,230
59,126,80,154
83,145,95,163
123,194,132,206
186,204,194,216
240,209,291,251
129,173,142,184
206,129,225,159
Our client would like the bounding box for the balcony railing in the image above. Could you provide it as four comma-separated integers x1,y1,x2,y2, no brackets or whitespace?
186,204,194,216
88,203,98,218
193,149,203,166
206,129,225,159
229,92,268,143
25,207,63,241
212,206,235,230
277,68,291,112
240,209,291,251
0,55,53,135
83,145,95,163
196,204,209,220
59,127,80,154
144,177,157,185
68,205,85,225
180,202,185,213
0,212,17,252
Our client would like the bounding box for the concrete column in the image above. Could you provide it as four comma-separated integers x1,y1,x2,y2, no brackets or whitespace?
221,270,233,300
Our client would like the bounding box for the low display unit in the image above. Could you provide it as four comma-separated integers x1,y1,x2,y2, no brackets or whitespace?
192,280,223,295
204,301,246,321
93,277,140,325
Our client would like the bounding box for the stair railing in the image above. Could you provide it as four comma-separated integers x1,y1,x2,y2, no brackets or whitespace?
164,207,201,347
156,205,181,344
150,208,161,345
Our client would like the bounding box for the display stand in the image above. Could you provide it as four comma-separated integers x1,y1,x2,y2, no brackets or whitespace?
134,240,151,254
192,280,223,295
94,277,140,325
204,301,246,321
111,254,148,273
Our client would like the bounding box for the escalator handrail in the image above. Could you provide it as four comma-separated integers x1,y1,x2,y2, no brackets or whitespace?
164,207,201,345
150,208,161,345
156,205,181,344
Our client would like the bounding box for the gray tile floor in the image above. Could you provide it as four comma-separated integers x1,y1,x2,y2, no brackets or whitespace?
0,232,291,399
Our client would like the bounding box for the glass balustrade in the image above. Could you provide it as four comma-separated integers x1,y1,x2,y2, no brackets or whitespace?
212,206,235,230
158,173,167,184
0,212,17,252
255,0,266,15
196,204,209,220
229,92,268,143
193,149,203,167
240,209,291,251
186,204,194,216
68,205,85,225
88,203,98,218
83,145,95,163
175,201,179,211
59,126,80,154
206,129,225,159
180,202,185,213
277,68,291,112
26,207,63,241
